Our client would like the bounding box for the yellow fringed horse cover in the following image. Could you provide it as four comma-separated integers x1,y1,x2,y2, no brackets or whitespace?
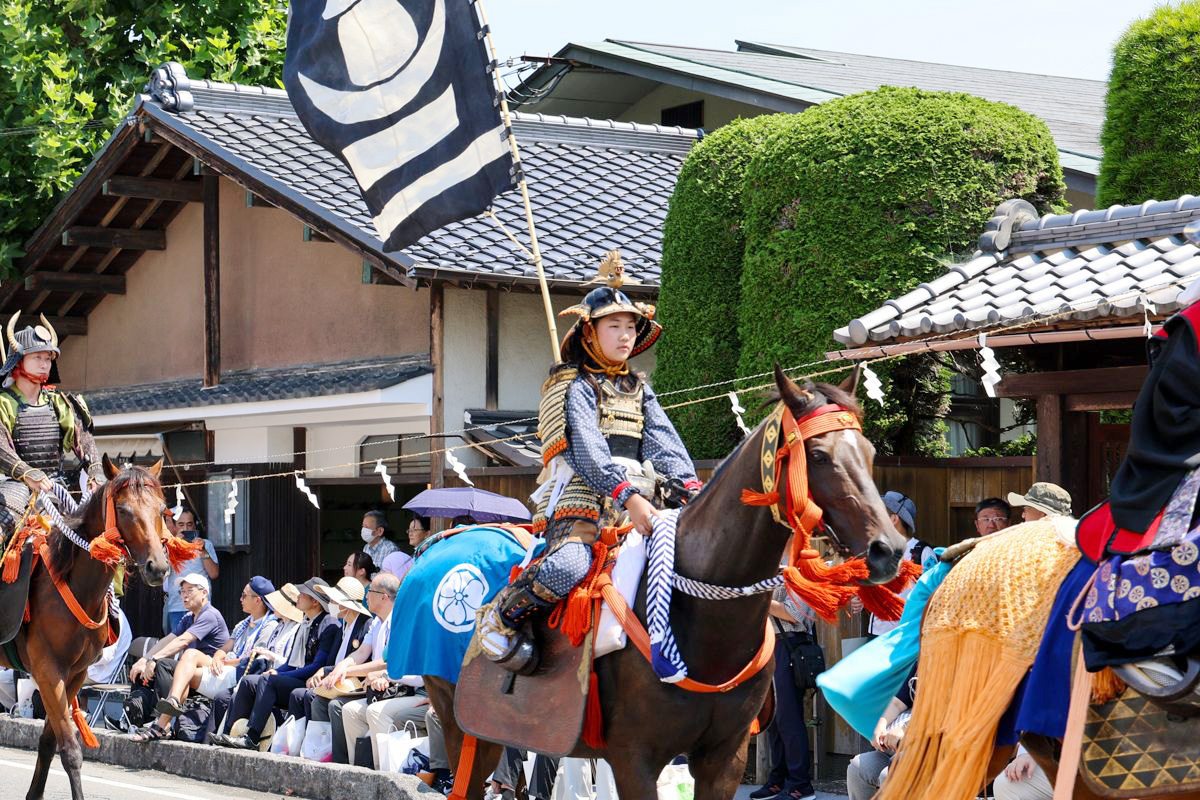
878,519,1080,800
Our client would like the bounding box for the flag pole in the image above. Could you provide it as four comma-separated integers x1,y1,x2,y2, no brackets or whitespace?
474,0,560,362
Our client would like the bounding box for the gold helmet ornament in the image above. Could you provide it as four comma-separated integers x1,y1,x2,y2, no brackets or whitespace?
557,250,661,364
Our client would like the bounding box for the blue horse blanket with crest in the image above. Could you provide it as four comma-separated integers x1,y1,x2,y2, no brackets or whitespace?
386,525,543,683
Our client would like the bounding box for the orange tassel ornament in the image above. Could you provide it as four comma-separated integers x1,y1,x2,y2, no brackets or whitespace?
163,533,204,571
71,697,99,749
88,529,126,568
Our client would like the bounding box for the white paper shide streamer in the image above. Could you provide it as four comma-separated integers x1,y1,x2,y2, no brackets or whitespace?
1143,297,1157,339
862,364,885,405
171,484,184,518
727,391,751,436
374,458,396,501
978,333,1002,398
224,480,239,527
445,450,474,486
295,472,320,509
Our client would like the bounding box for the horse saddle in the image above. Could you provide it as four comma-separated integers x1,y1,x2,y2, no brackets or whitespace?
0,543,34,645
455,609,592,756
1080,686,1200,797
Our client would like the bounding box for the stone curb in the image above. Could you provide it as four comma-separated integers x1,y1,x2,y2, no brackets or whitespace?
0,717,438,800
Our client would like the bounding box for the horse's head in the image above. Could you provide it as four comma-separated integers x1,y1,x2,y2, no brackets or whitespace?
773,366,907,583
101,455,172,586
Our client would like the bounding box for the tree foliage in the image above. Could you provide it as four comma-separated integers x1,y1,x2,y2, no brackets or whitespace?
0,0,287,273
1098,0,1200,206
729,87,1064,455
653,116,778,459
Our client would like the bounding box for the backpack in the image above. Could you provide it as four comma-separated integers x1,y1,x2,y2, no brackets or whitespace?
173,697,214,743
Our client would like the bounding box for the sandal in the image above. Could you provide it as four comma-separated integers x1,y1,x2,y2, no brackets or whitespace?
131,723,171,742
155,697,184,718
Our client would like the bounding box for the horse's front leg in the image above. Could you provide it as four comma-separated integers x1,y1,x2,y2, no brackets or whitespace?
688,727,751,800
24,719,58,800
606,747,663,800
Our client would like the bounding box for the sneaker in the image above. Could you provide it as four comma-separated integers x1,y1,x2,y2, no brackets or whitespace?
749,785,783,800
772,788,816,800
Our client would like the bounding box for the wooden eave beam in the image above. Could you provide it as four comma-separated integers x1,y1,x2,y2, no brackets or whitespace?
62,226,166,251
995,365,1149,398
103,175,202,203
24,271,125,294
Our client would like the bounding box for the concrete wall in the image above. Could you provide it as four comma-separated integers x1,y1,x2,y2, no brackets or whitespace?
617,85,770,130
59,177,429,391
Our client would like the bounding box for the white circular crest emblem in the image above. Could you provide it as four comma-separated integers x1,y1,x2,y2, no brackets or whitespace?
433,563,489,633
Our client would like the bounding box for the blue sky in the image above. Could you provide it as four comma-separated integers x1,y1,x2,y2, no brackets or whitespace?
485,0,1168,81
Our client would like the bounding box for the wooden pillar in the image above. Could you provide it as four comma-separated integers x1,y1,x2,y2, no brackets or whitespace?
429,282,445,489
1035,393,1062,484
1062,410,1090,516
485,288,499,411
202,172,221,387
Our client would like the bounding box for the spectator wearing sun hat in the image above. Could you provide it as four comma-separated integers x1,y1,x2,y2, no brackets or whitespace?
1007,482,1073,522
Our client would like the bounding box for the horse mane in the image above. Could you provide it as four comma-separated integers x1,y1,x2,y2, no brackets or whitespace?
46,466,162,576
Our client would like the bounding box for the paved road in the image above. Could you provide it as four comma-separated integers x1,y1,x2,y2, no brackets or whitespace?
0,744,289,800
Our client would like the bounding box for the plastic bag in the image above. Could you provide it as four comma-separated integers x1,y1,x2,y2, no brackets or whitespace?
300,720,333,762
269,715,293,755
401,739,430,774
594,759,619,800
550,758,594,800
376,722,421,773
286,716,308,757
656,763,694,800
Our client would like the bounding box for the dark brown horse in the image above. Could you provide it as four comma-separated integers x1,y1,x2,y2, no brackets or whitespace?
427,368,907,800
0,457,175,800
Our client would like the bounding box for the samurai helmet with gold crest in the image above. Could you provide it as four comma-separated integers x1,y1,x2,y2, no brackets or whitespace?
557,250,661,364
0,313,61,388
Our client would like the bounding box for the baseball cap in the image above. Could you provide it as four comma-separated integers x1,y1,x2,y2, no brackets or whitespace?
249,576,275,599
179,573,210,594
882,491,917,535
1008,482,1073,517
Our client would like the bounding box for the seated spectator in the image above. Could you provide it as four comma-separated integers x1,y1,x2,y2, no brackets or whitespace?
360,510,399,566
162,510,219,635
974,497,1012,536
128,573,229,738
133,577,279,740
1007,482,1073,523
211,578,341,750
343,550,376,586
407,514,431,549
380,551,413,583
847,672,914,800
313,573,425,766
283,579,373,726
206,583,305,734
994,746,1052,800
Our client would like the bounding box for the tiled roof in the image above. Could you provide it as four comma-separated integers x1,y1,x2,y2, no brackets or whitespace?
462,409,540,468
551,39,1103,176
88,354,431,416
834,197,1200,346
142,75,699,288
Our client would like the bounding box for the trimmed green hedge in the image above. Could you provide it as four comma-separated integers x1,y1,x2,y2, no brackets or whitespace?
653,116,778,459
1098,1,1200,206
735,87,1065,454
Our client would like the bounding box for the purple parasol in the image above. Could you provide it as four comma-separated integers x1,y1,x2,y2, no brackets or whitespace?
402,487,532,524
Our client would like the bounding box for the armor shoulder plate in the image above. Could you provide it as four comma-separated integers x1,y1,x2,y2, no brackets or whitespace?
0,391,17,434
63,392,94,432
537,367,580,465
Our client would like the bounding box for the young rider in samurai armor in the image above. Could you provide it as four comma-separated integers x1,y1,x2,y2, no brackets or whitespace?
479,252,702,674
0,313,103,546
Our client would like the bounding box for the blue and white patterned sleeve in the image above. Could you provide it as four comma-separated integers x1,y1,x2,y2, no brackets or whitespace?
641,384,698,483
562,378,637,508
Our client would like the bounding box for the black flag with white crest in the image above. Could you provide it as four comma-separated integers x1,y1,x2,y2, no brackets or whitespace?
284,0,515,251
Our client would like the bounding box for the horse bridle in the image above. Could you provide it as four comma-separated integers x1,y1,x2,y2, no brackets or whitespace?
757,400,863,555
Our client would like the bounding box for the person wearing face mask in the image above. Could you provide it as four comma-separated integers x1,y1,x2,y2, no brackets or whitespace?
478,253,701,674
162,508,219,634
359,510,399,567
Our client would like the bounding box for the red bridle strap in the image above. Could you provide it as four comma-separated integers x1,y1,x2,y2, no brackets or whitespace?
779,404,862,538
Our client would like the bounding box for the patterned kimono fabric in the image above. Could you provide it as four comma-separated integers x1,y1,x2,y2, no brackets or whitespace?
877,519,1080,800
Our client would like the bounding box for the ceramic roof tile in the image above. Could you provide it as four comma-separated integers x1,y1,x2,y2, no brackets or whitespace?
834,196,1200,345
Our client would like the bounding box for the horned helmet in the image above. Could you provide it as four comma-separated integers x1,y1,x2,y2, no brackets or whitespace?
0,313,60,388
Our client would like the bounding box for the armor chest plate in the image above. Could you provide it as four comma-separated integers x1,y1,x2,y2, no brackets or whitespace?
13,402,62,474
597,380,644,440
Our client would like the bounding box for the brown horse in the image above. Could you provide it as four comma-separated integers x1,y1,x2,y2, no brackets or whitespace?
0,457,175,800
427,368,907,800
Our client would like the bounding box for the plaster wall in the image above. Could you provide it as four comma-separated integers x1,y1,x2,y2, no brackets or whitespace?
58,176,429,391
305,418,429,479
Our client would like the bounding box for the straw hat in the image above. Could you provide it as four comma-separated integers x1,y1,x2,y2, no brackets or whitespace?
264,582,303,623
313,677,365,700
229,714,276,752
